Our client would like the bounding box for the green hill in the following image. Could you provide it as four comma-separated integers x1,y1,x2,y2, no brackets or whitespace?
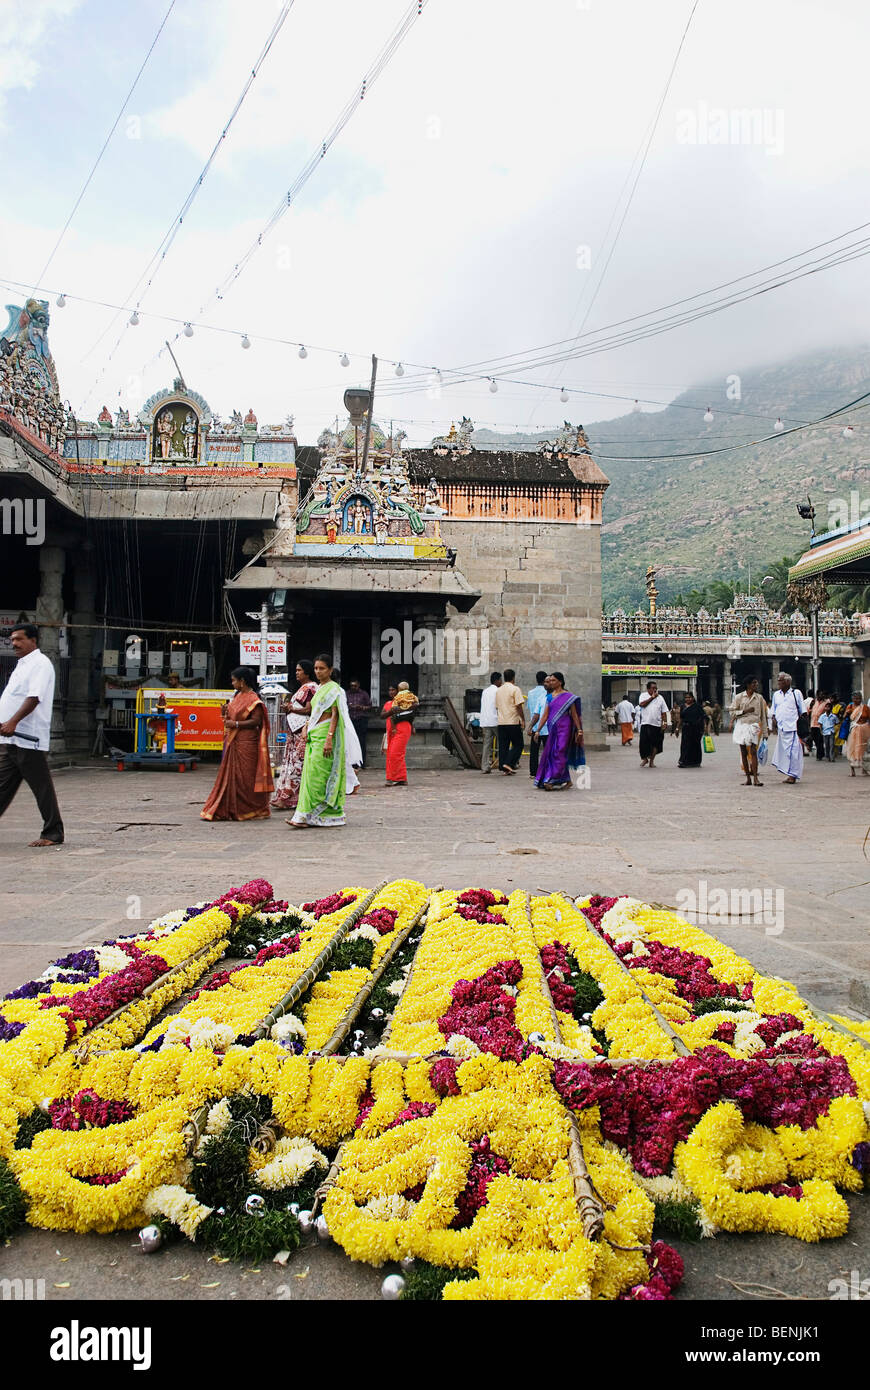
474,345,870,609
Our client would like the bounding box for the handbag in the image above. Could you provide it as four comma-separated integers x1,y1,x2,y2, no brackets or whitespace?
794,690,810,740
702,733,715,754
757,737,768,765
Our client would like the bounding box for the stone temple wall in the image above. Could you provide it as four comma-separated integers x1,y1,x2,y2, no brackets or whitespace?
437,518,605,748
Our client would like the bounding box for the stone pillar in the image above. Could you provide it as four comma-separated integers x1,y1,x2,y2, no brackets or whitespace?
36,545,66,754
416,614,442,704
721,657,732,708
768,658,780,702
67,553,97,757
803,661,813,693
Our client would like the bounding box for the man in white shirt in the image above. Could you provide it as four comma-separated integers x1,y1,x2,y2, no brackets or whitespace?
637,681,670,768
526,670,548,778
615,696,635,745
769,671,805,784
478,671,502,773
0,624,64,845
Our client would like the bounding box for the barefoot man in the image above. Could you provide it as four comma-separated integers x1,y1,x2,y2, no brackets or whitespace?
0,623,64,846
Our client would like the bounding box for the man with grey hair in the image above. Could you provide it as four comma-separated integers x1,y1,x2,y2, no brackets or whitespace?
769,670,806,784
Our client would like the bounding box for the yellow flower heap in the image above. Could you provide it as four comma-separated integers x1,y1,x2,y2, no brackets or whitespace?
2,881,868,1293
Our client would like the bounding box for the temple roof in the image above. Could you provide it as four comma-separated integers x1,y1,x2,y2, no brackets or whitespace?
295,445,609,489
405,448,610,487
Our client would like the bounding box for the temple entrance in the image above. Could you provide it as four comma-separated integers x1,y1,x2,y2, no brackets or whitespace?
339,617,376,698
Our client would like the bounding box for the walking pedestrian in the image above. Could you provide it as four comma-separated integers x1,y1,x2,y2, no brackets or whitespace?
637,681,670,768
844,691,870,777
729,676,769,787
819,701,837,762
531,672,584,790
769,672,806,784
201,667,273,821
615,695,635,745
270,660,317,810
676,691,705,767
288,655,346,827
478,673,501,774
0,624,64,846
496,667,525,774
526,670,548,778
808,691,826,761
384,681,418,786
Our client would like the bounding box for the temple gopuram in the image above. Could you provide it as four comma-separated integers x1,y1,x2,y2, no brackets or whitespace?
1,298,611,759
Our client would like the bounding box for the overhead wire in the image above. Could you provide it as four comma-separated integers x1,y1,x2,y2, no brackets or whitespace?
527,0,701,424
79,1,299,407
31,0,178,292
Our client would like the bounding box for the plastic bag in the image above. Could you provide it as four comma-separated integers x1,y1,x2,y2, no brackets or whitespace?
757,737,768,766
702,733,715,753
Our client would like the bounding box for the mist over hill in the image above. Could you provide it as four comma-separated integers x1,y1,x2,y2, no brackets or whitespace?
473,346,870,609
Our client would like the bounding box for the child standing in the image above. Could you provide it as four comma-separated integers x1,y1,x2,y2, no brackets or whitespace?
819,701,837,762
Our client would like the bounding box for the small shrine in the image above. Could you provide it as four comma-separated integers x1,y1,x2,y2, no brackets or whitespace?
294,422,449,560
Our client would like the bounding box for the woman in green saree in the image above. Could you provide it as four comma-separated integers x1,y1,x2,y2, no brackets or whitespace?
287,654,346,828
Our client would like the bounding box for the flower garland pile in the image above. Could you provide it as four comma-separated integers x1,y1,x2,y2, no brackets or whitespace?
0,880,867,1299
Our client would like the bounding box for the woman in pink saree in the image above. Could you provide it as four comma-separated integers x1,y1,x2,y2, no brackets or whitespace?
271,660,317,810
529,672,584,790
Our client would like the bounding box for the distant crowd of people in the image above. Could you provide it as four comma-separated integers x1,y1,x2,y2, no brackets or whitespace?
605,675,870,786
2,624,867,846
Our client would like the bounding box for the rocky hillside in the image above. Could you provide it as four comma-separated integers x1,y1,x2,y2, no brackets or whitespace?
474,346,870,609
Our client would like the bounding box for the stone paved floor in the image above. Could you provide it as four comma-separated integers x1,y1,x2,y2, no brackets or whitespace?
1,737,868,1300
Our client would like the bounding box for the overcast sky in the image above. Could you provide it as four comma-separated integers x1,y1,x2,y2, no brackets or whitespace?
2,0,869,443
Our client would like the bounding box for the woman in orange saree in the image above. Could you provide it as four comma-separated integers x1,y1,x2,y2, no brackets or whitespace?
200,667,273,821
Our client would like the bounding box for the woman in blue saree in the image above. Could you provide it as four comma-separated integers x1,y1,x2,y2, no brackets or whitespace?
530,672,584,790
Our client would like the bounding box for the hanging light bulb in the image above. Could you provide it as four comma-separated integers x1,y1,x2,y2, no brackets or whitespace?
560,388,569,403
489,378,498,394
298,345,308,359
183,323,194,338
774,417,784,431
703,406,714,422
129,310,140,327
395,362,404,377
632,399,642,413
340,352,350,367
241,334,251,350
842,424,854,439
55,293,66,308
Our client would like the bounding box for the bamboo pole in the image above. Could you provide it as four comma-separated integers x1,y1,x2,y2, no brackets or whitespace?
554,892,691,1056
316,893,433,1056
182,1103,211,1155
525,893,605,1241
805,1005,870,1051
66,936,233,1063
249,881,389,1040
311,1139,347,1216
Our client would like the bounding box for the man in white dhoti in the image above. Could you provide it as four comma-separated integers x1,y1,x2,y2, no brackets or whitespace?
770,672,805,783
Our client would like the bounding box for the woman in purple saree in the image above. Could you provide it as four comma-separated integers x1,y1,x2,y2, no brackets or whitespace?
530,672,585,790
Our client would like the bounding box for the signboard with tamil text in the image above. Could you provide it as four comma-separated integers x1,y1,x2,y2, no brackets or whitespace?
239,632,287,666
602,664,698,678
